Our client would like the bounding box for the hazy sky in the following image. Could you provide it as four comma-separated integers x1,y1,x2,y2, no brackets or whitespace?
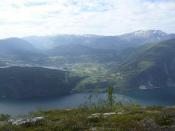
0,0,175,38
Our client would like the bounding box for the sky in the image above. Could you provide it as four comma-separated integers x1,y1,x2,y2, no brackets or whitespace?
0,0,175,38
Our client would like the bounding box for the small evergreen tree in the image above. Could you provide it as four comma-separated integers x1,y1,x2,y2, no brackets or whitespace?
107,86,114,107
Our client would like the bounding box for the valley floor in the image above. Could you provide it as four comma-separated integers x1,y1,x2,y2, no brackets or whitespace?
1,104,175,131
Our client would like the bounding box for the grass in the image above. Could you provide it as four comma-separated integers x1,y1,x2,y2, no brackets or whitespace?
1,103,175,131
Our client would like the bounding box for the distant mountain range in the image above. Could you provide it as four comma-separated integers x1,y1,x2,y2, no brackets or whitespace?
0,38,36,56
0,38,44,65
0,30,173,58
24,30,175,63
24,30,175,50
119,30,175,45
0,30,175,98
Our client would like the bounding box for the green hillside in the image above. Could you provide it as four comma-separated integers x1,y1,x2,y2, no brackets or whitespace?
0,66,81,99
117,39,175,90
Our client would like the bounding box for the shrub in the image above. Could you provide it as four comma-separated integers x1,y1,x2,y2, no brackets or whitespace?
155,112,174,126
0,114,10,121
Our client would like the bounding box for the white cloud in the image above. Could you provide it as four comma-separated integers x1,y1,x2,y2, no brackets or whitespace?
0,0,175,38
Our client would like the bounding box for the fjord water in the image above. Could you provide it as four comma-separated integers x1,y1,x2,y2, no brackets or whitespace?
1,87,175,115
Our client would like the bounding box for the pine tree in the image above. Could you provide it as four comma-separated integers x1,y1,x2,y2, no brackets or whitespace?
107,86,114,107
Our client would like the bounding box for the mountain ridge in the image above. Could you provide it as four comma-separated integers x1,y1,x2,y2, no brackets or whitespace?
23,30,175,50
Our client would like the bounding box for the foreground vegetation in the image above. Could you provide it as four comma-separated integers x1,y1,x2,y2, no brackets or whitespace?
1,104,175,131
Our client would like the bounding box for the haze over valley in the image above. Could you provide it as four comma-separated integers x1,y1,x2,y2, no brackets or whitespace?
0,30,175,99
